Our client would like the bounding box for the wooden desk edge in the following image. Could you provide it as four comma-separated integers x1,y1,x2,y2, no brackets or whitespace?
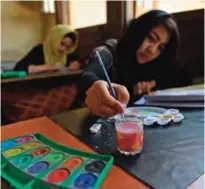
187,174,204,189
1,70,83,84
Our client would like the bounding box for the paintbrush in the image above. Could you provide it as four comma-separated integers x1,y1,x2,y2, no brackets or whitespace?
95,50,126,122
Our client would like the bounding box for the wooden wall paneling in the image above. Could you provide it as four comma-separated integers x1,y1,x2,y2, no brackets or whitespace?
106,1,126,39
125,1,135,26
55,1,70,24
54,1,134,61
55,1,107,61
76,24,107,61
77,0,133,61
173,9,204,78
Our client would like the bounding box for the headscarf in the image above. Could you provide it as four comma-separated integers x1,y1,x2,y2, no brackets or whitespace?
115,10,182,92
43,24,79,65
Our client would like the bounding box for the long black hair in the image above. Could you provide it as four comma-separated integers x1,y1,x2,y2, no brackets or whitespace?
117,10,180,69
114,10,191,96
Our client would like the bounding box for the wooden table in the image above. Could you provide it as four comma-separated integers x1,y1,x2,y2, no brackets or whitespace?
1,70,82,125
51,107,204,189
1,69,82,84
1,70,82,103
1,117,149,189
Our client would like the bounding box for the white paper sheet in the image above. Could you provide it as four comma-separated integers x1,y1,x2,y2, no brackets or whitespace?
144,85,204,102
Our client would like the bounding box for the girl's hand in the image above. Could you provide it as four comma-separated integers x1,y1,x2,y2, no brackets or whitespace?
85,80,130,118
134,80,156,95
68,61,81,71
53,62,65,70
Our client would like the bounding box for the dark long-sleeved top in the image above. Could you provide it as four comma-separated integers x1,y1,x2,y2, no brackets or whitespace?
78,11,192,103
78,39,191,102
14,44,82,72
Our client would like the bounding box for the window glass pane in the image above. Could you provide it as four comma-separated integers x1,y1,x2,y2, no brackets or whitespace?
135,0,204,17
135,0,158,17
158,0,204,13
70,1,107,29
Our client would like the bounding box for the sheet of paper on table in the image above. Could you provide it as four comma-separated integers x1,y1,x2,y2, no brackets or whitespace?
134,84,204,108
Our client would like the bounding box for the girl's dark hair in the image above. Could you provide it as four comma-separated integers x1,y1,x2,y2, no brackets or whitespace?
158,16,180,41
117,10,180,66
64,32,77,44
155,16,180,55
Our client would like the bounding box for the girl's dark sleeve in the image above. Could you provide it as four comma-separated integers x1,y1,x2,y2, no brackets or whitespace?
155,64,192,90
78,47,114,100
13,44,44,72
66,52,81,62
66,51,84,67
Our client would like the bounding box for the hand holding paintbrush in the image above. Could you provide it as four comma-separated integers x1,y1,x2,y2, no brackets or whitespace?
84,51,130,118
95,51,127,121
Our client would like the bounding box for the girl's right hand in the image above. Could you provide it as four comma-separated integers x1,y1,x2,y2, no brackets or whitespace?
48,62,64,70
54,62,65,70
28,63,64,74
85,80,130,118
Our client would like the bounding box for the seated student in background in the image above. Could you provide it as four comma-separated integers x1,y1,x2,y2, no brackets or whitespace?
78,10,191,118
14,25,82,74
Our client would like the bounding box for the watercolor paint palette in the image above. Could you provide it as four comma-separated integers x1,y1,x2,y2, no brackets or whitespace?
1,133,113,189
109,107,184,127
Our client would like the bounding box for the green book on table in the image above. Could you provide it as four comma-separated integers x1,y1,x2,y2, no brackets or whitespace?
1,71,27,79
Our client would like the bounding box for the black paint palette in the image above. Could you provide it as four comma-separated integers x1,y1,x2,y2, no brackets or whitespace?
1,133,113,189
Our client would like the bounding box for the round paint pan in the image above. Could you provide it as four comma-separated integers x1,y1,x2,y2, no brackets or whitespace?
17,136,34,143
173,113,184,123
165,109,179,115
22,141,41,150
3,147,23,158
1,140,17,150
62,157,83,169
74,173,97,188
27,161,49,174
157,114,173,126
31,147,51,157
85,160,105,174
45,152,65,163
47,168,70,183
143,116,158,126
15,154,33,167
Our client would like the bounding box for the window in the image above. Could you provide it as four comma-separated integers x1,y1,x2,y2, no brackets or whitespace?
69,1,107,29
135,0,158,17
43,0,55,13
157,0,204,13
135,0,204,17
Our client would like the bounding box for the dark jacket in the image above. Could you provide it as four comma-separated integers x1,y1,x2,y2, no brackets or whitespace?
14,44,81,72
